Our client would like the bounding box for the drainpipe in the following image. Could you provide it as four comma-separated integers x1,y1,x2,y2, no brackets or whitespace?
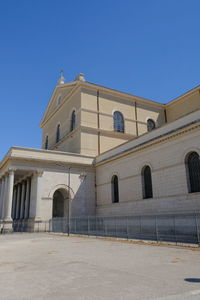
135,102,139,136
97,90,100,155
68,166,71,236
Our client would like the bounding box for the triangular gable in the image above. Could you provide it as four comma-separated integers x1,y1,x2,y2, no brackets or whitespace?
40,82,78,127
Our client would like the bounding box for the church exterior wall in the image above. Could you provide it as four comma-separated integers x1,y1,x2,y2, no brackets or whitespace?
96,126,200,216
42,91,81,152
80,87,165,156
166,89,200,122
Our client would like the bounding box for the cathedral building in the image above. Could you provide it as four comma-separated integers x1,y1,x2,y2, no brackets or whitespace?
0,73,200,230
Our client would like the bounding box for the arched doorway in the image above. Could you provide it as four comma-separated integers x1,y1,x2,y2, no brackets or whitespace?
52,188,69,218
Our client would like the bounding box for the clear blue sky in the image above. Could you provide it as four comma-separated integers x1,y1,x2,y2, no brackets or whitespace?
0,0,200,160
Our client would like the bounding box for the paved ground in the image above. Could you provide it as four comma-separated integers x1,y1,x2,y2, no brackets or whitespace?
0,234,199,300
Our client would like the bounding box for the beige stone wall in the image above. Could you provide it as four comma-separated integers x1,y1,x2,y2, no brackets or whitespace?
42,90,81,153
40,81,200,159
166,89,200,122
40,168,95,219
80,87,165,155
8,156,96,221
96,126,200,216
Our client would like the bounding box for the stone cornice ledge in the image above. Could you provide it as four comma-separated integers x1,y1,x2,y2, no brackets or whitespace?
0,147,95,169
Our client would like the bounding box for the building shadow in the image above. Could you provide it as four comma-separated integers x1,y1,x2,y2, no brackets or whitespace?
184,278,200,283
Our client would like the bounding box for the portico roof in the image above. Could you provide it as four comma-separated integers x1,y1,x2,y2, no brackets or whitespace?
0,146,95,176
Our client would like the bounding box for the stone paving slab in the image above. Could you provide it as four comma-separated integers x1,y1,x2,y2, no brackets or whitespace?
0,233,199,300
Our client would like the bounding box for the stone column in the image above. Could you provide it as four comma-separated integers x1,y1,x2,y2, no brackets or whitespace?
15,184,21,219
0,180,1,218
24,178,31,219
20,181,26,219
11,186,17,219
4,170,15,221
1,175,8,220
29,171,43,220
0,177,5,219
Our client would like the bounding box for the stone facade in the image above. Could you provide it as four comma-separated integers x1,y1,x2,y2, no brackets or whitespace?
0,74,200,229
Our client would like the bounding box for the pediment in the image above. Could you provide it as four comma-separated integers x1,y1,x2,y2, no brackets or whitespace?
40,83,77,127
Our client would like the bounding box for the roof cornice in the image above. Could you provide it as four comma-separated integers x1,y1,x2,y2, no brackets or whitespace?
165,84,200,107
79,81,164,108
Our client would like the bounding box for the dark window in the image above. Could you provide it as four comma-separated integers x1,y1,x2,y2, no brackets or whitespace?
56,124,60,143
111,175,119,203
147,119,156,132
186,152,200,193
113,111,124,133
45,136,48,150
142,166,153,199
70,110,76,132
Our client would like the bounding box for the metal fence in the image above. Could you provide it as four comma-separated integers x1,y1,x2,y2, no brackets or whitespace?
50,213,200,244
1,213,200,245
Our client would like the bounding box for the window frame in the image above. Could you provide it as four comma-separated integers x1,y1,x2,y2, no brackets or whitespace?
45,135,48,150
111,175,119,203
113,111,125,133
142,165,153,199
185,151,200,193
70,110,76,132
147,119,156,132
56,124,61,143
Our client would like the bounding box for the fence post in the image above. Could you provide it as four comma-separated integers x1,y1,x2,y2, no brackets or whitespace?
75,218,77,235
140,216,142,238
173,216,177,244
155,216,159,242
126,217,129,240
115,217,117,238
195,213,200,245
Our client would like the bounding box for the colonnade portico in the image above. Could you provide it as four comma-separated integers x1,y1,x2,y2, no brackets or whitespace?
12,177,32,221
0,168,42,231
0,170,15,222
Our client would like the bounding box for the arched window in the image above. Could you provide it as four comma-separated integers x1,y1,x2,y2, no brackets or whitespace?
111,175,119,203
56,124,60,143
142,166,153,199
147,119,156,132
45,135,48,150
113,111,124,133
186,152,200,193
70,110,76,132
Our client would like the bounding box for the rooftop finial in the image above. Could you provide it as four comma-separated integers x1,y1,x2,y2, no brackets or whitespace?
57,70,65,85
75,73,86,82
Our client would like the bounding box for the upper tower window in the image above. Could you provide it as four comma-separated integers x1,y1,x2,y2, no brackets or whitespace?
70,110,76,132
45,135,48,150
56,124,60,143
147,119,156,132
113,111,124,133
56,94,62,106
